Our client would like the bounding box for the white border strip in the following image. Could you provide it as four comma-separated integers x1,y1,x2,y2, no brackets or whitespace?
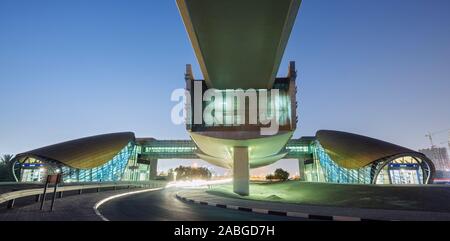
93,188,163,221
175,193,383,221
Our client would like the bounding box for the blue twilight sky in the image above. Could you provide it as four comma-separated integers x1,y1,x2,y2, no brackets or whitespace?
1,0,450,175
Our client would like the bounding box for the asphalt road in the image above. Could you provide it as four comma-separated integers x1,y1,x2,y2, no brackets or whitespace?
99,188,308,221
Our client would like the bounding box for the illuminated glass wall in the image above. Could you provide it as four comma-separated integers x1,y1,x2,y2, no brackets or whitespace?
374,156,428,185
307,142,433,185
122,145,144,181
121,140,199,181
310,142,372,184
201,89,292,127
62,142,136,182
20,158,49,182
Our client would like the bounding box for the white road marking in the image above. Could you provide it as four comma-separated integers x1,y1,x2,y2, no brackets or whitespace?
93,188,163,221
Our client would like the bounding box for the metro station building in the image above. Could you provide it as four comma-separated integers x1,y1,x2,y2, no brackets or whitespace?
13,131,434,187
11,0,435,194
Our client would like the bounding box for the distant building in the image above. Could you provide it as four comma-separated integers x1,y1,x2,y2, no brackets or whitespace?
419,147,450,171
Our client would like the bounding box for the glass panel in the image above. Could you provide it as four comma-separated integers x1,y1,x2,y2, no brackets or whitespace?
62,142,135,182
311,142,372,184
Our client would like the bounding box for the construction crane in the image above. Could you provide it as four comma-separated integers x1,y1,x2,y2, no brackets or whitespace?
426,129,450,148
441,131,450,151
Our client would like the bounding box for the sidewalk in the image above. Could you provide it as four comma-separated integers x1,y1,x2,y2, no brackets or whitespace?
0,183,43,195
177,189,450,221
0,189,142,221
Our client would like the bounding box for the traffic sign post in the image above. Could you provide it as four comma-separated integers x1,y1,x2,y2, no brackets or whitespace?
39,179,49,210
40,174,62,211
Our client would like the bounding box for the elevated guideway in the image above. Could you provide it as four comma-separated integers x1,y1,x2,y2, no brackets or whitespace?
177,0,301,89
177,0,302,196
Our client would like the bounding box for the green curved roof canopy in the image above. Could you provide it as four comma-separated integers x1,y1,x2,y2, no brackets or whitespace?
316,130,424,169
13,132,135,169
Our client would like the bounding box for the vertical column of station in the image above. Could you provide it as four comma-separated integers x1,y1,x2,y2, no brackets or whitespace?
233,147,250,196
298,158,306,181
149,159,158,180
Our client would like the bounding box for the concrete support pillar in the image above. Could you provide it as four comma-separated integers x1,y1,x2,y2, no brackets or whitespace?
298,158,306,181
233,147,250,196
149,159,158,180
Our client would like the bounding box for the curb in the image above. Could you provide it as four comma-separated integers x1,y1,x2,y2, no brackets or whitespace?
175,193,388,222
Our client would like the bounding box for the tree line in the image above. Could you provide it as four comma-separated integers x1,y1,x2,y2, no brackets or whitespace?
266,168,290,182
168,165,212,181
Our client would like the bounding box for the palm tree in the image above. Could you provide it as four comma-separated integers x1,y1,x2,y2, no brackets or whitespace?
0,154,16,182
1,154,14,164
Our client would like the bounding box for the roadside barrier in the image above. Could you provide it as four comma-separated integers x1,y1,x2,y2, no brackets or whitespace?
0,181,166,209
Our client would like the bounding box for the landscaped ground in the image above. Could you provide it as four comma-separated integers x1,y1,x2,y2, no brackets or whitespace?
207,181,450,212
